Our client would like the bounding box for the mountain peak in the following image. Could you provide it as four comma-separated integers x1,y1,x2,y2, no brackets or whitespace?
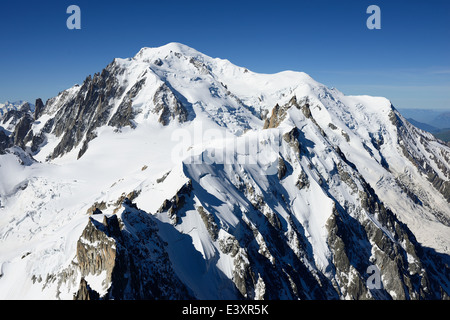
134,42,204,61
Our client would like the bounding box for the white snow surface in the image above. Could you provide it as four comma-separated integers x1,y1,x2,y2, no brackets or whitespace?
0,42,449,299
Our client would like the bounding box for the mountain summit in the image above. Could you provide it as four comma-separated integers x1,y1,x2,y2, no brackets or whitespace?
0,43,449,300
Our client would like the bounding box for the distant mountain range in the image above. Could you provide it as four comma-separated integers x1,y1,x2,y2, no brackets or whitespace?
398,109,450,142
398,108,450,130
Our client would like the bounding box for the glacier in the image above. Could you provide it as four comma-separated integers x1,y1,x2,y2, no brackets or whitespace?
0,42,449,300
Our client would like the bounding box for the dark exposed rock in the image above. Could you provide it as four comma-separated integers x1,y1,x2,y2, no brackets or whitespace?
301,102,326,137
44,61,126,160
263,96,303,129
153,58,163,66
153,83,189,126
1,110,19,126
218,233,240,257
3,50,449,302
76,217,117,289
232,249,255,298
323,164,450,300
189,57,211,75
0,129,11,154
328,123,337,130
73,278,100,300
112,191,141,214
341,130,350,142
277,157,287,180
108,77,146,129
394,178,423,206
30,132,45,153
336,163,358,194
282,127,300,154
389,108,450,204
197,206,219,240
34,98,45,120
74,201,192,300
156,170,171,183
86,201,107,215
108,96,135,129
12,113,33,148
157,179,193,224
295,170,310,190
369,131,384,151
18,102,31,113
263,104,285,129
428,171,450,204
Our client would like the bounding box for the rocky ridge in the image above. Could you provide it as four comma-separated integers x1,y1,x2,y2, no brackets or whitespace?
0,43,449,300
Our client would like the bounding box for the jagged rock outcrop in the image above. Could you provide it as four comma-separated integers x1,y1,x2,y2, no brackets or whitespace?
73,278,100,300
1,44,449,301
196,206,219,240
47,62,125,160
12,113,33,148
1,103,32,131
108,77,146,129
389,109,450,211
34,98,45,120
10,60,193,160
264,96,301,129
153,83,189,126
277,157,287,180
263,104,285,129
157,180,193,225
73,199,192,300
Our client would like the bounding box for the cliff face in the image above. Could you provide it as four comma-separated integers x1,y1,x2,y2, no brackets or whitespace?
0,43,449,300
75,216,117,297
6,59,192,162
73,199,192,300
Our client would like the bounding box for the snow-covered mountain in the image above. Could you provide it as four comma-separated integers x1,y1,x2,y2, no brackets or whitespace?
0,100,34,116
0,43,449,300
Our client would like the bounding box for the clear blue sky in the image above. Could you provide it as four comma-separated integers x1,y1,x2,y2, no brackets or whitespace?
1,0,449,110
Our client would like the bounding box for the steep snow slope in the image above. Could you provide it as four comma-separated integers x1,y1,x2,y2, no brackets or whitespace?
0,43,449,300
